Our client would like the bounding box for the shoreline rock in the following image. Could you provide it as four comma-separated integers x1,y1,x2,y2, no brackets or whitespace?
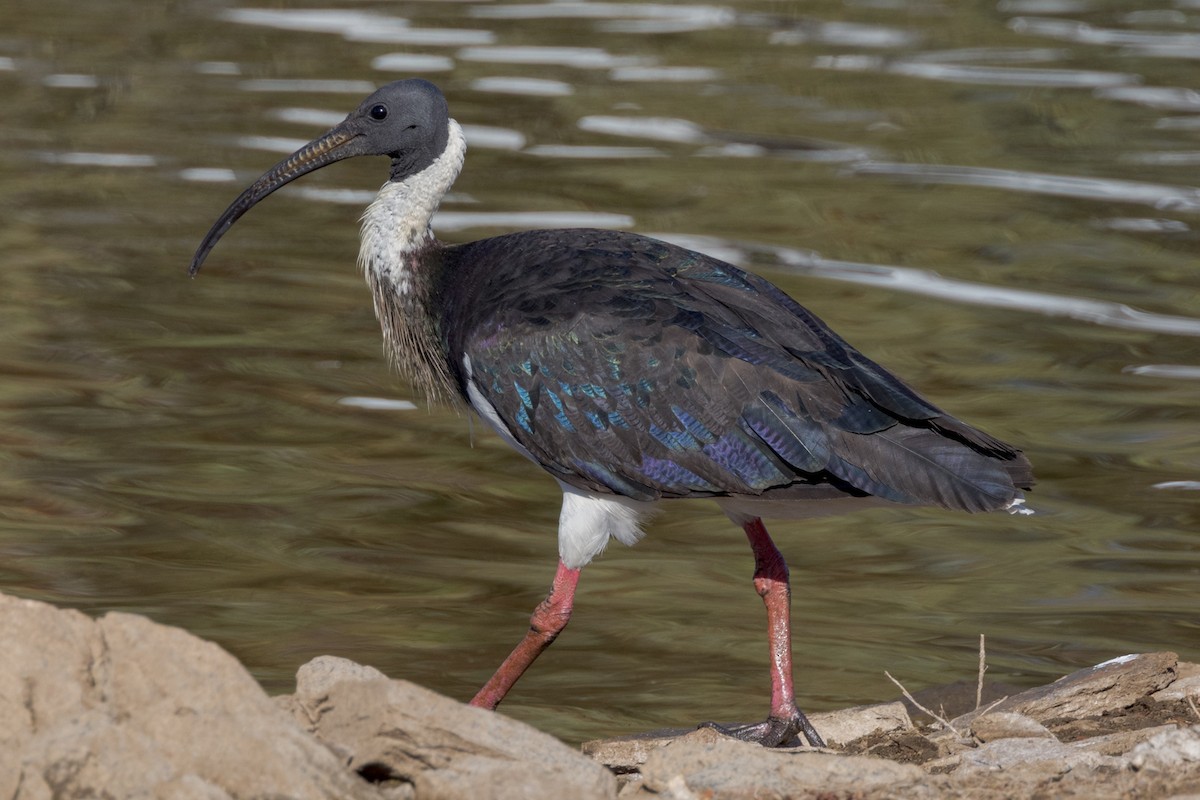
2,591,1197,799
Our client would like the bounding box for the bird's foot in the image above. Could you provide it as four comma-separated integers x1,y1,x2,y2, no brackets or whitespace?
700,708,826,748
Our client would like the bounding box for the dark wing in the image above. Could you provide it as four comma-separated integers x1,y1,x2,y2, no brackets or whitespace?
438,229,1032,512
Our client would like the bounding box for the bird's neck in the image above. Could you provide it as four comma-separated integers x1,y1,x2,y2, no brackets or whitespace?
358,118,467,404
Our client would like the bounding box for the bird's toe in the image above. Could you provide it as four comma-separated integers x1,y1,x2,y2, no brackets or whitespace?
699,708,825,748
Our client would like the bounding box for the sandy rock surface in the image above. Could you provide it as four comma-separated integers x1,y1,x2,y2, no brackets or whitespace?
3,590,1199,799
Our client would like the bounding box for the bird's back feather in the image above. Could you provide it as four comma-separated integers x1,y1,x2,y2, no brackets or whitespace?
434,229,1032,513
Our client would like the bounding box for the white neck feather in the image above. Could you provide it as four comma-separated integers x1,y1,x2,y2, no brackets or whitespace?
357,118,466,294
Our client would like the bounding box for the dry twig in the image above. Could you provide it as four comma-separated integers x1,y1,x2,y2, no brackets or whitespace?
885,670,961,737
1187,695,1200,723
976,634,987,710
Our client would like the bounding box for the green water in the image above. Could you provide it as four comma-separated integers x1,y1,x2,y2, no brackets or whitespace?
1,0,1198,743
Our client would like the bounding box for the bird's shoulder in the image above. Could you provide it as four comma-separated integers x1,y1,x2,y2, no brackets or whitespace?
437,228,837,357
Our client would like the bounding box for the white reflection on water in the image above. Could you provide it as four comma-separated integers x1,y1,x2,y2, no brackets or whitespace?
1008,16,1200,49
346,28,495,46
851,162,1200,214
180,168,238,183
195,61,241,76
578,115,708,144
1156,117,1200,130
885,62,1138,88
292,187,378,205
1125,365,1200,380
36,151,157,167
1121,45,1200,61
235,135,312,154
371,53,455,73
467,0,737,34
609,66,721,82
239,79,376,95
996,0,1094,12
815,53,1138,88
336,397,418,411
460,125,526,151
769,20,920,48
0,57,14,70
470,3,733,22
657,233,1200,338
578,115,871,161
271,108,344,128
1094,86,1200,113
524,145,665,159
43,74,99,89
904,47,1070,63
1094,218,1190,233
219,8,407,35
432,211,635,232
458,45,649,69
1123,152,1200,166
469,77,573,97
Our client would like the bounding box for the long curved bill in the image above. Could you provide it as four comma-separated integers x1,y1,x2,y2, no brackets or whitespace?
189,122,365,276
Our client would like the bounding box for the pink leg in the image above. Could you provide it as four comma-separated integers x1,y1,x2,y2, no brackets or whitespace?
711,517,825,747
744,517,798,721
470,559,581,710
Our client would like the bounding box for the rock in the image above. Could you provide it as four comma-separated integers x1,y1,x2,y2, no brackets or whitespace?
0,593,377,800
952,736,1117,774
582,700,912,773
810,701,912,746
583,729,688,773
953,652,1178,729
1152,661,1200,703
1129,725,1200,772
969,712,1054,742
282,655,618,800
638,726,925,799
1072,724,1180,756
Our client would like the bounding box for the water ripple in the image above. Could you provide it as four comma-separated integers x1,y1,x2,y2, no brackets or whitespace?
578,115,871,161
524,145,665,159
1008,16,1200,49
469,77,573,97
371,53,455,73
347,28,495,46
769,20,920,48
885,61,1138,88
470,3,733,23
432,211,634,232
1125,365,1200,380
460,125,527,151
271,108,343,128
659,234,1200,337
458,45,649,69
1094,86,1200,113
336,397,418,411
238,79,376,95
220,8,408,35
36,151,157,168
850,162,1200,214
817,55,1140,88
43,74,100,89
578,116,708,144
610,66,722,82
1094,217,1190,233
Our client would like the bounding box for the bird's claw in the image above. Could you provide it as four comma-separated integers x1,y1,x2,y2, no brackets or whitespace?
699,708,826,748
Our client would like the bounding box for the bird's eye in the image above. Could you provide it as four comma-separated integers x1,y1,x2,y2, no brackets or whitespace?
369,104,388,121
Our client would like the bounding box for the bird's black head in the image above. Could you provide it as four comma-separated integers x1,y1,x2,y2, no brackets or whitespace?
354,79,451,181
189,79,451,276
